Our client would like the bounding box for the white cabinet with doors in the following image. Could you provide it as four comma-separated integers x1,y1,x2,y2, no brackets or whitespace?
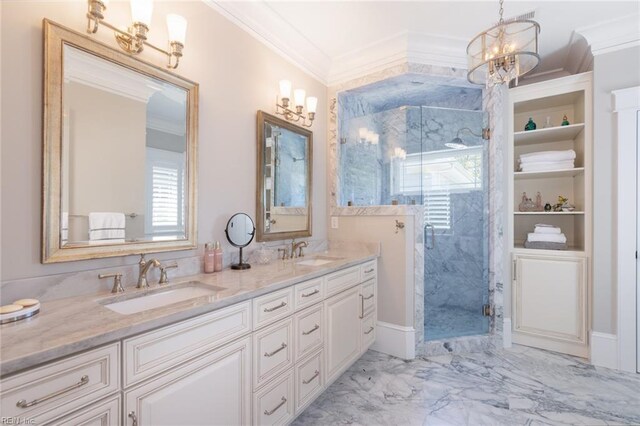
507,72,592,357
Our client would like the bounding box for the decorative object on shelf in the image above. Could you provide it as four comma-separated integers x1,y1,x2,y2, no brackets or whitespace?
561,115,570,126
535,192,543,210
518,192,539,212
524,117,537,131
275,80,317,127
543,116,553,128
466,0,540,86
86,0,187,69
544,203,552,212
552,195,575,212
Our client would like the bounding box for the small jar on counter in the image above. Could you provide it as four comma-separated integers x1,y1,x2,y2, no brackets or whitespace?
213,241,223,272
204,242,215,273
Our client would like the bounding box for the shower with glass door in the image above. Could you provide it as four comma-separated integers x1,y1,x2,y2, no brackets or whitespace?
338,74,491,345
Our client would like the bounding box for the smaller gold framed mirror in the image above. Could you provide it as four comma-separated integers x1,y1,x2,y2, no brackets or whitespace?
256,111,312,242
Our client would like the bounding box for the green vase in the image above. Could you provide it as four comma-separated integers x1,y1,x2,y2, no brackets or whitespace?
561,115,570,126
524,118,537,131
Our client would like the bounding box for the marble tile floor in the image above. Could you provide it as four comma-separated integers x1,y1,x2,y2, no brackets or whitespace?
293,346,640,426
424,306,488,341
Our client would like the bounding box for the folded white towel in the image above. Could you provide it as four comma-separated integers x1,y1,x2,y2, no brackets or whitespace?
520,161,575,172
89,212,125,241
534,224,562,234
527,232,567,244
519,150,576,163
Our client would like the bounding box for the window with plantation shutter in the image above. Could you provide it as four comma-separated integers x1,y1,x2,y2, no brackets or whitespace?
145,147,185,237
424,189,451,230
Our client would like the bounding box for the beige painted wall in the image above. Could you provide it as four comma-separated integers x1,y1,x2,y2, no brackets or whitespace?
0,1,327,281
329,215,415,327
592,46,640,334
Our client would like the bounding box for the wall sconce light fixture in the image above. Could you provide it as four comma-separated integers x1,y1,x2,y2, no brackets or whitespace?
392,147,407,160
357,127,379,145
86,0,187,69
276,80,317,127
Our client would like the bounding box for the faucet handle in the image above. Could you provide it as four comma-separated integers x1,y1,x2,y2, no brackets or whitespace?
99,272,124,293
277,248,289,261
159,263,178,285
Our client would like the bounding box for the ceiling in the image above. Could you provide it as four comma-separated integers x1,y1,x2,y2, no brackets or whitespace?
209,1,640,85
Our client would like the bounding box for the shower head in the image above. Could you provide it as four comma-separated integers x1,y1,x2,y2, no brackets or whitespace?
445,137,467,150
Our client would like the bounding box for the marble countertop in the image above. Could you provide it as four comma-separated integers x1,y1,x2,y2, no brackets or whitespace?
0,244,378,377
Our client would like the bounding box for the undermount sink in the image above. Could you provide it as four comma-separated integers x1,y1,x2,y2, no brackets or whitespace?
296,256,343,267
101,282,224,315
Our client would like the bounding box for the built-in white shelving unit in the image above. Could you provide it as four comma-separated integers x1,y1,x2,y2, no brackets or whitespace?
507,72,593,358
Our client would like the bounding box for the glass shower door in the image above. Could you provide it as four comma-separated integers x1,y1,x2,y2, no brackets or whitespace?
421,107,490,341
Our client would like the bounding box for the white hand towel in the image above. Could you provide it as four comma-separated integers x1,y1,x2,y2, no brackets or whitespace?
534,224,562,234
89,212,125,241
519,150,576,163
527,232,567,244
520,161,575,172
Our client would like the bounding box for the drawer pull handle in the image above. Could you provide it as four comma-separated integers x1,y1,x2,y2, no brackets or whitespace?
363,294,374,300
301,289,320,298
364,326,374,335
128,411,138,426
264,301,287,312
364,268,374,273
264,342,287,357
16,375,89,408
264,396,287,415
303,370,320,384
359,294,364,319
302,324,320,335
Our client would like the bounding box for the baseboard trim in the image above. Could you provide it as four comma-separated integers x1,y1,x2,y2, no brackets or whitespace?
590,332,618,370
371,321,416,360
503,319,512,348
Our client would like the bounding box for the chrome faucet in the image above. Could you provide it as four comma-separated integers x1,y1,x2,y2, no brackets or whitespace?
137,254,161,289
291,240,308,258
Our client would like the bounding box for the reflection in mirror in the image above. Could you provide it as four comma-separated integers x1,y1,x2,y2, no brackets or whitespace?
256,111,312,242
61,45,188,247
225,213,255,270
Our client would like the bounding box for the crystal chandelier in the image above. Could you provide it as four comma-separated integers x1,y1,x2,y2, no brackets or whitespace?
467,0,540,87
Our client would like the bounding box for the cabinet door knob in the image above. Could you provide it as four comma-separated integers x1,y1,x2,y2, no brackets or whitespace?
128,411,138,426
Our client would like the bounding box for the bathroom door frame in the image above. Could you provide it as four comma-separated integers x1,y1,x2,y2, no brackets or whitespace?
614,86,640,373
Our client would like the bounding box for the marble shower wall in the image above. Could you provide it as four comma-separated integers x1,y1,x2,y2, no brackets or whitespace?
328,62,507,354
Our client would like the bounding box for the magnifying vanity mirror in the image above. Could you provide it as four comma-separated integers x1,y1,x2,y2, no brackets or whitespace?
225,213,256,270
41,20,198,263
256,111,312,242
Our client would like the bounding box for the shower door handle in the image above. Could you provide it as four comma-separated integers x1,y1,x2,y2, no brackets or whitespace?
424,223,435,250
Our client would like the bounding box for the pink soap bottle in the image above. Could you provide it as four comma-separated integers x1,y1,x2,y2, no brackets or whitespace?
204,242,215,273
214,241,223,272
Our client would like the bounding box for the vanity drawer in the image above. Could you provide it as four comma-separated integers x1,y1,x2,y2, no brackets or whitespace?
47,394,121,426
294,304,323,361
0,343,119,425
293,278,324,311
325,266,360,297
253,317,294,389
252,368,294,426
123,301,251,388
360,260,377,282
294,349,324,414
360,279,376,316
253,287,294,330
361,311,376,352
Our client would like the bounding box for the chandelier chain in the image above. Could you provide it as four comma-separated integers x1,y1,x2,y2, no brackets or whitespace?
498,0,504,24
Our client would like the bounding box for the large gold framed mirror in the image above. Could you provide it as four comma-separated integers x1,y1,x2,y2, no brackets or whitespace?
256,111,312,242
42,20,198,263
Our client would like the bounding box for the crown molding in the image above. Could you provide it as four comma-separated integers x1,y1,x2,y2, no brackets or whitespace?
203,1,469,87
203,0,330,84
576,14,640,56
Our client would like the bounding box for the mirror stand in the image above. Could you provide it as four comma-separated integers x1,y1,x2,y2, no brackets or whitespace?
224,213,256,271
231,247,251,270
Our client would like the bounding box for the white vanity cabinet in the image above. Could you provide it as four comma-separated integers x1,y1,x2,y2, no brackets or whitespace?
124,336,252,426
1,258,378,426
